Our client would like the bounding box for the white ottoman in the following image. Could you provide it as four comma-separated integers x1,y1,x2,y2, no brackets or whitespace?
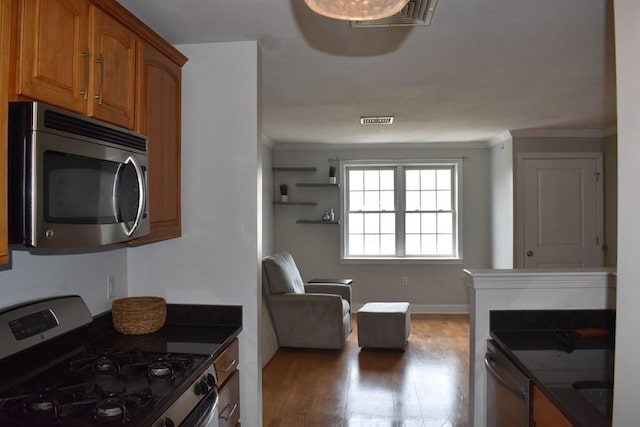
357,302,410,349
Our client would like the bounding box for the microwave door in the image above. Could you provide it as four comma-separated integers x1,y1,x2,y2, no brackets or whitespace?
113,156,146,237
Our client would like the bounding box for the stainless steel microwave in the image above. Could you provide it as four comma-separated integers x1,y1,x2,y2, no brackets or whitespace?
7,102,150,248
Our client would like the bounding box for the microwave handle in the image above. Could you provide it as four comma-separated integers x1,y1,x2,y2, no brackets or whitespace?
122,156,146,237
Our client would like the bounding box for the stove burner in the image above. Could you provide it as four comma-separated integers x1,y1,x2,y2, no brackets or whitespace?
95,358,116,372
29,398,55,412
148,362,172,378
94,398,125,421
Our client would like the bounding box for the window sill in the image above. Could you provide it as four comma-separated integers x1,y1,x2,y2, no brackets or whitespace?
340,257,463,265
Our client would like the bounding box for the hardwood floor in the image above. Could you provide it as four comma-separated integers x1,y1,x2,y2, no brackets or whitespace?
263,314,470,427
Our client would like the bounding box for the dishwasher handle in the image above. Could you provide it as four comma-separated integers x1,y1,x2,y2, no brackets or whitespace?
484,353,528,400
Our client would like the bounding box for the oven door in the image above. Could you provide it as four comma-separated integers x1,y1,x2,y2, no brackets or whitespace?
485,340,530,426
180,385,219,427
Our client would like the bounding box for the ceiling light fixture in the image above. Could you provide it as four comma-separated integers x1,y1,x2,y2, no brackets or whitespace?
304,0,410,21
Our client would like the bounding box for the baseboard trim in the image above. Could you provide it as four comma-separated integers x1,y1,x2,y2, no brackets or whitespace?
353,303,469,314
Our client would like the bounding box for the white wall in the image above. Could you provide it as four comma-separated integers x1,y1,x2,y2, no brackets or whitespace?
603,134,618,267
0,248,127,314
489,136,514,268
272,143,492,312
260,143,278,366
613,1,640,425
127,41,262,427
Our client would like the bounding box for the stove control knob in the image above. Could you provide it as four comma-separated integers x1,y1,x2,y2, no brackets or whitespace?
158,419,175,427
195,379,210,395
206,373,216,386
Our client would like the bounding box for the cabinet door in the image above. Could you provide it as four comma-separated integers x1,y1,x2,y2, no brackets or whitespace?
132,42,181,244
89,6,136,129
532,385,573,427
0,0,10,265
16,0,89,113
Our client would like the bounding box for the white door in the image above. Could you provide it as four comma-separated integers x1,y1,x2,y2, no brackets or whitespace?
518,154,603,268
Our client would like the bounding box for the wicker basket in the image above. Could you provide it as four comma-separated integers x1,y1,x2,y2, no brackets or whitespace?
112,297,166,335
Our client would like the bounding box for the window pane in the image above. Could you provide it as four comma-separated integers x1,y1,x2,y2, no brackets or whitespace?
350,170,364,190
406,234,420,255
421,191,436,211
421,169,436,190
350,191,364,211
380,235,395,255
438,234,453,255
349,234,364,255
380,191,394,211
349,213,364,234
421,234,437,254
436,190,452,211
363,191,380,211
380,170,394,190
406,191,420,211
406,213,420,234
364,213,379,234
380,213,395,234
364,235,380,255
437,212,453,233
421,213,437,233
364,170,380,190
406,170,420,190
437,169,452,190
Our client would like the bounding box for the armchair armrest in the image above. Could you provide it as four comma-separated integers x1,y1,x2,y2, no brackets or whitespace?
268,293,348,349
304,283,352,306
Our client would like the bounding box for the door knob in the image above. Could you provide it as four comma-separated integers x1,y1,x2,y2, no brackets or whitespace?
526,250,534,257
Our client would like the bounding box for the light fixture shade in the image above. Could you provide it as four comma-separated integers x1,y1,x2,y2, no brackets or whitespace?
304,0,410,21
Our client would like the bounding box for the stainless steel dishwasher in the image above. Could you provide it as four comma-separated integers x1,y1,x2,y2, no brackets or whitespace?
485,340,531,426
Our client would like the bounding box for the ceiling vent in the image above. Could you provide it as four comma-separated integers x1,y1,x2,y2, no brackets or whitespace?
350,0,439,28
360,116,394,125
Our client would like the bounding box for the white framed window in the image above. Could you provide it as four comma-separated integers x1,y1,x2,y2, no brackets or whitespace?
341,160,462,261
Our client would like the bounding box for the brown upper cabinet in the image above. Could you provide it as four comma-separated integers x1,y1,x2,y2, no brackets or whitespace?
1,0,187,261
132,42,182,244
15,0,137,129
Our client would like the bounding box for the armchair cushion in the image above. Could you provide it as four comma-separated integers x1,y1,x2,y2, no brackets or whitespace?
263,252,305,294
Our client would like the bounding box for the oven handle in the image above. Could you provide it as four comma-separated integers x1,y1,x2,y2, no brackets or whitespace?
180,384,219,427
484,353,527,400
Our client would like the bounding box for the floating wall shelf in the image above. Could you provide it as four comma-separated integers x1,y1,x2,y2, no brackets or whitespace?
296,220,340,225
273,201,317,205
296,183,340,188
272,167,317,172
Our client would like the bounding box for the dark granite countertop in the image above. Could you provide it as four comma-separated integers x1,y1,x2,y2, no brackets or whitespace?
91,303,243,360
490,309,615,427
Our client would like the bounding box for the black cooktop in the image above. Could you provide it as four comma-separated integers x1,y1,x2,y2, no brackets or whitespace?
0,345,209,426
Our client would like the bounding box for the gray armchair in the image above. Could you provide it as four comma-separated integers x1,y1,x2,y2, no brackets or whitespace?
262,252,352,349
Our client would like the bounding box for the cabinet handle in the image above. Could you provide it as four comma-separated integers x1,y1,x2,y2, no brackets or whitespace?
219,403,238,421
80,49,89,100
220,358,237,373
95,54,104,104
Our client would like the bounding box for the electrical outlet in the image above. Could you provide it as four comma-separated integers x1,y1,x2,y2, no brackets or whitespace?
401,276,409,286
107,275,116,299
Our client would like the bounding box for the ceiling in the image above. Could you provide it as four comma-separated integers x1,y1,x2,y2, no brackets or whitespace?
117,0,617,145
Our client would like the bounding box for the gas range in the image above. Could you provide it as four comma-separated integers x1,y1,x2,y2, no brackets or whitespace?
0,296,223,427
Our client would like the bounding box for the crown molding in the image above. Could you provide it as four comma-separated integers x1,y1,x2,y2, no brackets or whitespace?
272,140,489,151
510,127,617,138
